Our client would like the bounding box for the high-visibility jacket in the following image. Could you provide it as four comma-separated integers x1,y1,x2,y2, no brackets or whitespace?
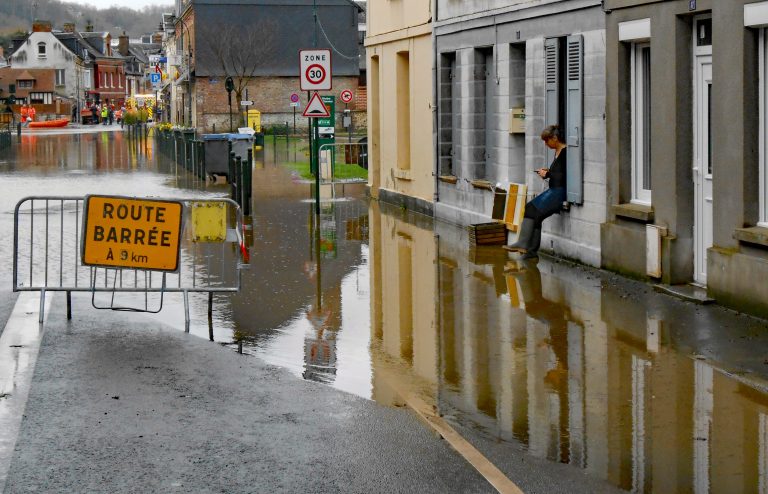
101,107,108,118
20,106,28,118
28,107,36,120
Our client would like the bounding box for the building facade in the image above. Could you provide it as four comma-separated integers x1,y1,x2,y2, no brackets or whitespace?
7,21,86,112
365,0,434,214
167,0,362,133
432,0,607,267
602,0,768,316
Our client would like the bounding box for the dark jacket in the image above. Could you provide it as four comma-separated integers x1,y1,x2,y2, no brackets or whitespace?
545,150,567,189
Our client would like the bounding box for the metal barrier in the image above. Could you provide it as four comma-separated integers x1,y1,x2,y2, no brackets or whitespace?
13,196,248,331
317,142,369,189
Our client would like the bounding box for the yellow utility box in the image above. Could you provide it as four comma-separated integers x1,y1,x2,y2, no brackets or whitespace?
509,107,526,134
246,110,261,133
190,201,227,242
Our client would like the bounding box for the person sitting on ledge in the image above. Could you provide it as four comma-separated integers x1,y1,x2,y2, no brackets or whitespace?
505,125,567,260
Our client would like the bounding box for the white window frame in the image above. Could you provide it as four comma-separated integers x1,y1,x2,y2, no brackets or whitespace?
760,29,768,226
631,42,652,205
37,42,46,59
55,69,65,86
83,69,91,89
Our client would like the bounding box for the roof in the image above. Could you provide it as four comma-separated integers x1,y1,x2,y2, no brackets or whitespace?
16,70,34,80
193,1,360,77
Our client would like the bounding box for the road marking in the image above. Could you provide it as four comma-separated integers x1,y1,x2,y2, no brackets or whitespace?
0,292,50,491
388,381,525,494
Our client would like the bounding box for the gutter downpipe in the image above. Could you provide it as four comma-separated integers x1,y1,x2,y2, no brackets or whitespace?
432,0,440,205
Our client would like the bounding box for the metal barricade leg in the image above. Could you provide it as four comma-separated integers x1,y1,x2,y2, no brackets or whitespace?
183,290,190,333
39,289,45,324
66,291,72,320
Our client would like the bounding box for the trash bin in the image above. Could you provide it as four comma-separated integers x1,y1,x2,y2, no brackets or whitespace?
202,134,230,176
227,133,254,161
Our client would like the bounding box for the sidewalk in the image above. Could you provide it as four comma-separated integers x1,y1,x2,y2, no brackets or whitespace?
1,294,493,494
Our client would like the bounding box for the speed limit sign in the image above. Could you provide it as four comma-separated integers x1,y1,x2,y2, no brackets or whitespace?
300,49,332,91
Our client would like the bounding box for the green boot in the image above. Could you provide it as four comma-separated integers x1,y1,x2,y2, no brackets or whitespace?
521,228,541,260
505,218,535,252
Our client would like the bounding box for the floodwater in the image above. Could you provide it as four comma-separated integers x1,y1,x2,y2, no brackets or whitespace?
4,130,768,492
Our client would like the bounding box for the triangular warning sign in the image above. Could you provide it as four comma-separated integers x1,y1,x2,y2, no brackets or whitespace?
302,93,330,118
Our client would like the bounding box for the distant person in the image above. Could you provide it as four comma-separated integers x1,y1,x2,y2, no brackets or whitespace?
27,105,36,123
101,105,108,125
20,104,28,123
108,106,114,125
71,104,78,123
91,104,99,124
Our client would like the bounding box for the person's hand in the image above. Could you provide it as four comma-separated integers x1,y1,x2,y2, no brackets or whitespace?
536,168,548,178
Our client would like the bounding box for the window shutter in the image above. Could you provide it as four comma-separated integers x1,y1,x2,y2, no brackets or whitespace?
545,38,560,164
566,34,584,205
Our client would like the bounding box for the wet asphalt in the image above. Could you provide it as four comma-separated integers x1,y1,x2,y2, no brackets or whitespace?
1,294,494,494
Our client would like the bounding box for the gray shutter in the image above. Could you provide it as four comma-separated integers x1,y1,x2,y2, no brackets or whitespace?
566,34,584,205
544,38,560,164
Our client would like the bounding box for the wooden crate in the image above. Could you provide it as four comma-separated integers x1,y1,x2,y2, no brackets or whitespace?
468,222,506,246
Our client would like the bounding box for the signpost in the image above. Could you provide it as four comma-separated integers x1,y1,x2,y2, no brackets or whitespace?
225,77,234,132
300,49,333,215
290,93,300,133
81,195,184,272
339,89,353,104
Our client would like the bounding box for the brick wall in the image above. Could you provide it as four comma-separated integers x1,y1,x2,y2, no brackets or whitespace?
193,75,366,133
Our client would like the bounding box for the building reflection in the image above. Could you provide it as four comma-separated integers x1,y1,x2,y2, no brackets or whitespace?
369,201,768,493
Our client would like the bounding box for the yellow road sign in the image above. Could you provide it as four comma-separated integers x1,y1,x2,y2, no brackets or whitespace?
82,195,184,271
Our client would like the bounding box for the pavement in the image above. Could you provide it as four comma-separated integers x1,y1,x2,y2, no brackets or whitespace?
1,293,494,494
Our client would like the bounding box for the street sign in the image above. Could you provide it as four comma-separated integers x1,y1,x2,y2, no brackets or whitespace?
290,102,299,108
300,49,332,91
81,195,184,272
149,55,162,63
290,93,300,103
240,100,253,106
316,95,335,130
150,73,161,84
340,89,353,104
303,92,330,118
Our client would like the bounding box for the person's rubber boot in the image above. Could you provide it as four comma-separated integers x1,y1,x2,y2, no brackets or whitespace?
505,218,535,252
521,228,541,260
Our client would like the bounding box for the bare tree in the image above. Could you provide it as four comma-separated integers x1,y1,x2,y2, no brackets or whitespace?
201,20,278,127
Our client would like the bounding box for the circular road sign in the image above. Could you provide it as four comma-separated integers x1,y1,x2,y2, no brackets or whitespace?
305,64,327,86
340,89,354,104
290,93,300,103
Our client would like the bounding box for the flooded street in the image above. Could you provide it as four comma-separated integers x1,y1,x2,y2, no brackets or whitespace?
3,129,768,492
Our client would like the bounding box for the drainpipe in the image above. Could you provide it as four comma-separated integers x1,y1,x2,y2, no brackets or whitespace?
432,0,440,205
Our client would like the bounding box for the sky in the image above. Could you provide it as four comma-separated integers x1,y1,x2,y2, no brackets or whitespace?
58,0,172,9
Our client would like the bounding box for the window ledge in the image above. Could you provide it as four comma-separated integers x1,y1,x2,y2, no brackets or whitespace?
394,169,412,181
734,227,768,248
438,175,457,184
612,203,654,222
470,179,493,191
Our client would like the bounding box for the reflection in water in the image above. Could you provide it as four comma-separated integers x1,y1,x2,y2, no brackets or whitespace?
367,201,768,493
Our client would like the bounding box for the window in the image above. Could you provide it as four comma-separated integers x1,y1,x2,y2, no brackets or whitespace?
17,80,33,89
631,43,652,205
55,69,65,86
83,70,91,89
37,42,46,58
396,51,410,170
29,92,52,104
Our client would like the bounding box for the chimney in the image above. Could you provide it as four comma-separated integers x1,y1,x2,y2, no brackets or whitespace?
63,23,76,33
32,20,52,33
118,32,129,56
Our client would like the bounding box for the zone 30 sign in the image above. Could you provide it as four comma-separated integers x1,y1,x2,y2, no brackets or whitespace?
82,195,184,272
300,49,332,91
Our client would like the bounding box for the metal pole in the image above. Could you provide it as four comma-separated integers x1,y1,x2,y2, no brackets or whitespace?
293,107,296,135
228,92,233,133
314,118,320,216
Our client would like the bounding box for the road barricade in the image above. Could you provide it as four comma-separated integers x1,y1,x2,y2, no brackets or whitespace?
13,195,248,331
